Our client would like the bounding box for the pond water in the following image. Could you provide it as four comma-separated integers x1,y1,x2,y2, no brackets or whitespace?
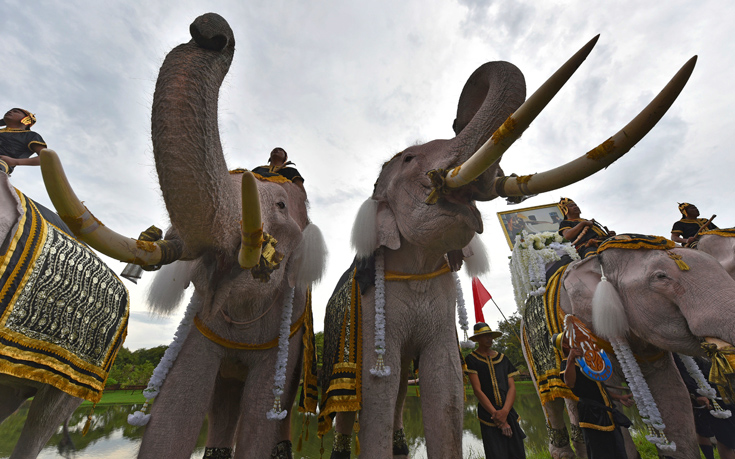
0,385,643,458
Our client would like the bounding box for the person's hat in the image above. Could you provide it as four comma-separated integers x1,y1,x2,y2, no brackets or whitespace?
1,108,36,130
678,202,694,217
469,322,502,341
559,197,573,216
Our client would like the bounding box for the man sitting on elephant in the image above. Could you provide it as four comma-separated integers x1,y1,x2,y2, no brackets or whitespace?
558,197,615,259
0,107,47,175
671,202,717,247
252,147,305,191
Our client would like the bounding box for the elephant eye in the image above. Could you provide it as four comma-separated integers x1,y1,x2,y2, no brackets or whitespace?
403,154,414,163
276,202,286,209
655,272,668,280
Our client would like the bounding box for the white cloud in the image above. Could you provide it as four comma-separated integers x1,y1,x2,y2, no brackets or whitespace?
4,0,735,350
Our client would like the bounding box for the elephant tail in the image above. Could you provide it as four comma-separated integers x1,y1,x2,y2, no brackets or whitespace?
146,260,195,315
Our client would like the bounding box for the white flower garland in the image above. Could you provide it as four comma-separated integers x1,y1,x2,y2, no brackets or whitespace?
370,249,391,377
679,354,732,419
610,337,676,452
454,273,474,349
267,287,295,420
509,231,579,312
128,293,202,426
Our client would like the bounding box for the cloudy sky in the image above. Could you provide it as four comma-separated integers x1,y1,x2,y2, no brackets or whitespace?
4,1,734,350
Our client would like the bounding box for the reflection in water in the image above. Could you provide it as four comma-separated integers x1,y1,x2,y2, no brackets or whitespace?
0,387,645,458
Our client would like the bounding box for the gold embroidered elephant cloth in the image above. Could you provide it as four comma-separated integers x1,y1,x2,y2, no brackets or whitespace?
0,190,129,403
522,264,576,404
318,265,363,437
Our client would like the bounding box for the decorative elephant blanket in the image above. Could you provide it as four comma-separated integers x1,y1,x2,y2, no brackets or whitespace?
522,263,577,404
318,260,368,437
0,190,128,403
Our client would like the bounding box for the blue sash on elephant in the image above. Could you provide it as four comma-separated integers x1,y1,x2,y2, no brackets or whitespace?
0,189,129,403
318,262,365,437
522,263,577,404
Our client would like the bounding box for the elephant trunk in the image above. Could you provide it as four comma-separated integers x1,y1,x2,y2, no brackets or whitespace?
152,13,239,258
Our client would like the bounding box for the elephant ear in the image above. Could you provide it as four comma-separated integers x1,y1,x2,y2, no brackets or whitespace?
290,223,328,289
560,257,602,326
351,198,400,259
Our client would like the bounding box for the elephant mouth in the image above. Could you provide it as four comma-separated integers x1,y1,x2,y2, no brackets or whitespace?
439,192,483,233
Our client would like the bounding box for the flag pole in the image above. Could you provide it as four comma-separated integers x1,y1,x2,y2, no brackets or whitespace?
488,297,523,345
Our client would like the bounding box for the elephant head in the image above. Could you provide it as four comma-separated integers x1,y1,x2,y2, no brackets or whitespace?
559,236,735,458
353,37,697,265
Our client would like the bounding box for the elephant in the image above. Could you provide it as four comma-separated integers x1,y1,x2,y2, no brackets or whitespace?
697,229,735,279
0,163,129,459
556,234,735,459
36,13,328,459
316,33,697,458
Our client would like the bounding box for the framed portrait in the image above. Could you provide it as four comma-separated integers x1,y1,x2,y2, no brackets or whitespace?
497,203,564,250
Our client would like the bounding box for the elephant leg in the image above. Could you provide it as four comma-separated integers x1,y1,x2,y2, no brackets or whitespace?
138,330,223,459
10,385,81,459
416,340,463,459
542,398,578,459
0,384,32,423
357,350,401,458
233,336,303,459
641,356,698,459
563,397,587,458
206,373,245,453
392,361,410,458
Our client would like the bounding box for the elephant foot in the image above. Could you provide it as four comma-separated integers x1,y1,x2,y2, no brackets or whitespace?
203,447,233,459
392,428,409,456
269,440,292,459
569,424,587,459
330,432,351,459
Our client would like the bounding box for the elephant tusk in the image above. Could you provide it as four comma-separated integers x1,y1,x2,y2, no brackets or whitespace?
497,55,697,197
40,149,169,266
239,170,263,269
443,35,600,189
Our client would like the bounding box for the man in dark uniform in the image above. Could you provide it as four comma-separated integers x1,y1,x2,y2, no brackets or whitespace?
557,197,615,259
251,147,304,191
0,108,47,175
671,203,717,247
465,322,526,459
557,332,634,459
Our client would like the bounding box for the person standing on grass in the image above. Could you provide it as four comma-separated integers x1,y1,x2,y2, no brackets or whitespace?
465,322,527,459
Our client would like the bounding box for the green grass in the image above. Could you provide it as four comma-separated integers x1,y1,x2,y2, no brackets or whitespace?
80,390,147,406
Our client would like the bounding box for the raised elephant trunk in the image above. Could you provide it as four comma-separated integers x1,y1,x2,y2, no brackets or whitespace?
152,13,239,257
438,37,697,202
239,171,263,269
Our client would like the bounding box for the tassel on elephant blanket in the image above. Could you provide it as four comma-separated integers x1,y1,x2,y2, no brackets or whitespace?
0,189,129,403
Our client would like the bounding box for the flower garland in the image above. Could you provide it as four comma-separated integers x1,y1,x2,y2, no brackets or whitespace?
267,287,295,420
610,337,676,452
128,293,203,426
509,231,579,312
454,272,474,349
678,354,732,419
370,249,390,377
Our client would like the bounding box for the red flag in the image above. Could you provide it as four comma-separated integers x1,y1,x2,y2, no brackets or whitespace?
472,277,492,324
